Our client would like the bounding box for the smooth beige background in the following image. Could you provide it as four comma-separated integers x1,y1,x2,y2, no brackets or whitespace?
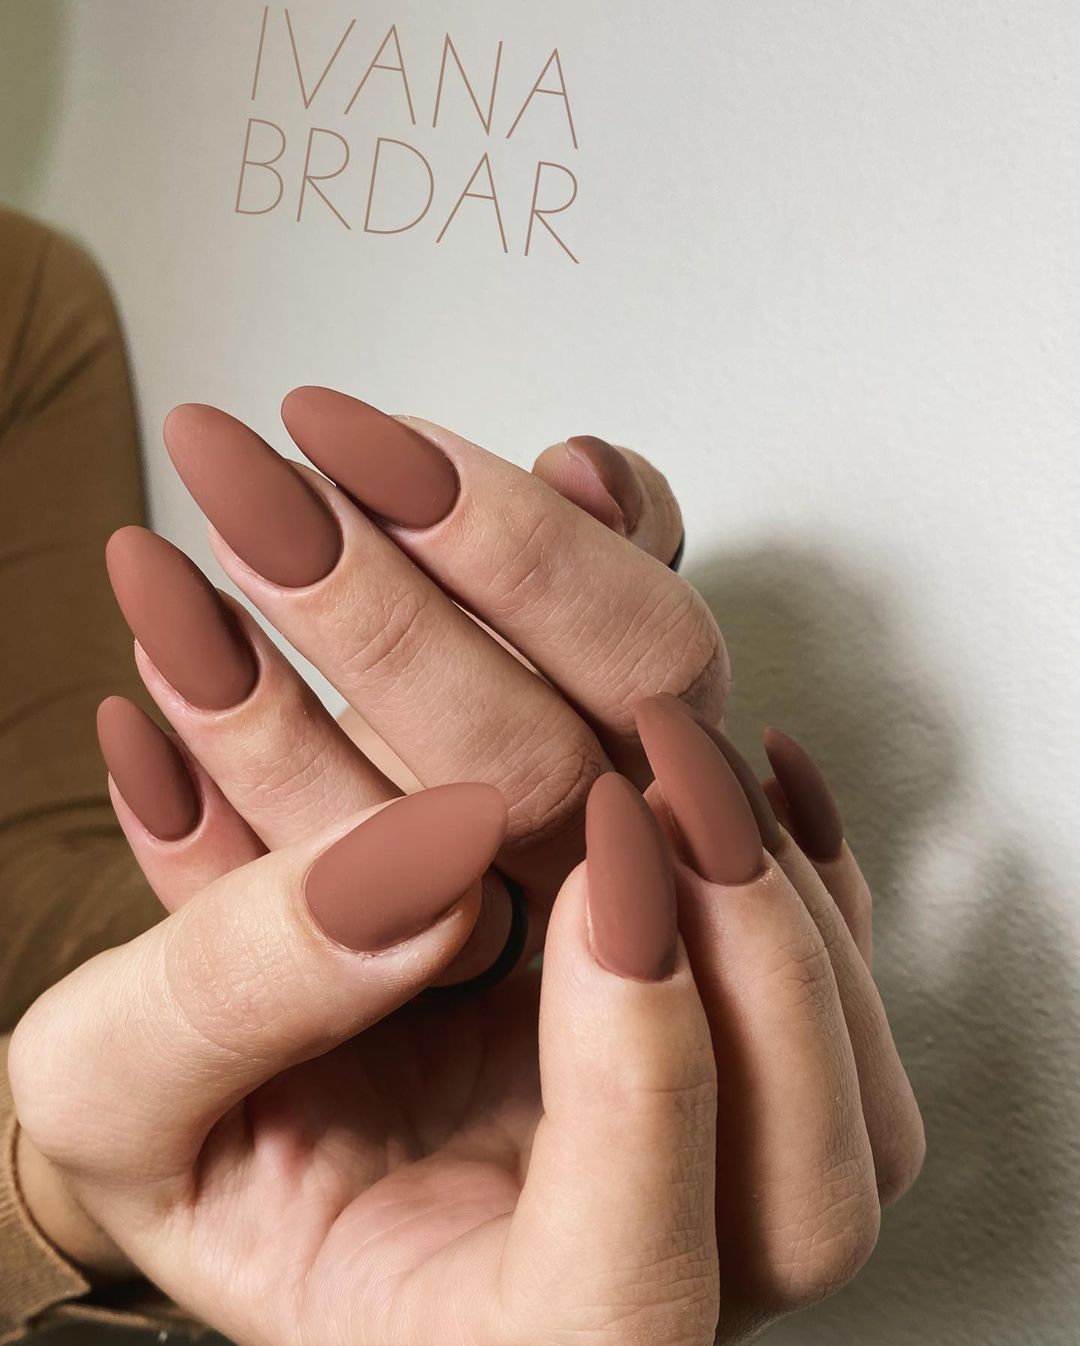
3,2,1078,1343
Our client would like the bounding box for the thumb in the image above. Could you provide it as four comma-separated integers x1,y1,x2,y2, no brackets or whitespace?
503,774,719,1342
533,435,685,567
10,784,507,1186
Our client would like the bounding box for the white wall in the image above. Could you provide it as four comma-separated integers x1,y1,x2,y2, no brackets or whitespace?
4,2,1079,1342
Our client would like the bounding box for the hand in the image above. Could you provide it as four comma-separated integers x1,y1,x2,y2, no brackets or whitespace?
13,700,923,1343
142,390,718,894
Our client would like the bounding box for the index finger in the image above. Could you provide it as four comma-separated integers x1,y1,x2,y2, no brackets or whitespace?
280,387,728,775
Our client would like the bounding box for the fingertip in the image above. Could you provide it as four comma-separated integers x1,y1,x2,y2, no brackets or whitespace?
532,439,628,535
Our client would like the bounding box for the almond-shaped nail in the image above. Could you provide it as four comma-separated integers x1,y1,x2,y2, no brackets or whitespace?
97,697,201,841
677,704,782,853
106,527,257,711
635,695,765,885
586,773,677,981
304,783,507,952
281,386,460,530
164,403,343,589
763,728,844,862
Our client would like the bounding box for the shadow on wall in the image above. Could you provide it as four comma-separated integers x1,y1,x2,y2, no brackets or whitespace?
0,0,68,208
690,546,1079,1346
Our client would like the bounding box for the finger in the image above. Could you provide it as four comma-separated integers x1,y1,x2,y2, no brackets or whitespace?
763,727,872,963
162,408,608,896
635,698,880,1318
96,696,264,911
769,831,924,1206
532,435,684,565
106,526,398,849
643,700,923,1211
108,526,524,982
279,387,728,774
499,775,720,1344
10,785,507,1186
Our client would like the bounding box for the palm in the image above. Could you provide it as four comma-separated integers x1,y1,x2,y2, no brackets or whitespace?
189,972,545,1341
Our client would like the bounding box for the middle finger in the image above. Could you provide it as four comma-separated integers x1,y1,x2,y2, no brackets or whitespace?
163,404,609,896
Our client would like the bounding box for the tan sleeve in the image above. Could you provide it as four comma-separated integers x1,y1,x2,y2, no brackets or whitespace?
0,208,202,1338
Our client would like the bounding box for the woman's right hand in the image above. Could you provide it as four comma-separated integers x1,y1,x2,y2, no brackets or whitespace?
11,698,922,1345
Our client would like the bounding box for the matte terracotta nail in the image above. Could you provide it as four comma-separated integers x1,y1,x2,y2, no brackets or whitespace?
281,386,460,529
304,783,507,952
763,728,845,862
106,527,257,711
164,403,342,588
97,697,201,841
586,773,677,981
675,704,782,853
565,435,643,533
635,694,765,885
762,776,794,833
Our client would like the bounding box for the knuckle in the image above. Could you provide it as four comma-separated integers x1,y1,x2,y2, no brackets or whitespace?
235,681,335,812
755,929,837,1022
594,1289,720,1346
161,901,287,1068
608,580,729,731
658,587,729,718
769,1159,881,1309
333,577,439,690
611,1045,718,1119
500,719,606,850
523,1258,719,1346
484,506,566,622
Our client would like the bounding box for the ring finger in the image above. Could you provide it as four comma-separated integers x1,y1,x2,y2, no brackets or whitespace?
160,406,611,899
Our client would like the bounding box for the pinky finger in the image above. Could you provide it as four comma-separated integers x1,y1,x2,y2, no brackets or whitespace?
763,728,873,965
97,697,264,912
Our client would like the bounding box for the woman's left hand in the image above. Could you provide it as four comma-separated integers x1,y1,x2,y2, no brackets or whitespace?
12,701,922,1344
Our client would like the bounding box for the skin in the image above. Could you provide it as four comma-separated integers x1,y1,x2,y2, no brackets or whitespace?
11,416,923,1341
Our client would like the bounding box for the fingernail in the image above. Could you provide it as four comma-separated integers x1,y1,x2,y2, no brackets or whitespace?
762,776,794,833
762,728,844,862
586,773,677,981
97,697,201,840
561,435,643,534
106,527,257,711
164,404,342,589
281,386,460,530
304,783,508,952
681,707,782,853
635,694,765,885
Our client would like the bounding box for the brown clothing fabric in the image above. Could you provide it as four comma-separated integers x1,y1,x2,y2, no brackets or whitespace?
0,207,201,1340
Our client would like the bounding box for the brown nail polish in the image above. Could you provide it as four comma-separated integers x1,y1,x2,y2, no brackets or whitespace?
680,708,782,853
97,697,201,841
762,728,844,862
635,694,765,885
281,386,460,530
564,435,643,533
303,783,507,952
164,403,342,589
586,773,677,981
106,527,257,711
762,776,794,833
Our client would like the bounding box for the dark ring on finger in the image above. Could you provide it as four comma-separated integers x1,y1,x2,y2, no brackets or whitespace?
668,530,686,572
420,874,529,999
